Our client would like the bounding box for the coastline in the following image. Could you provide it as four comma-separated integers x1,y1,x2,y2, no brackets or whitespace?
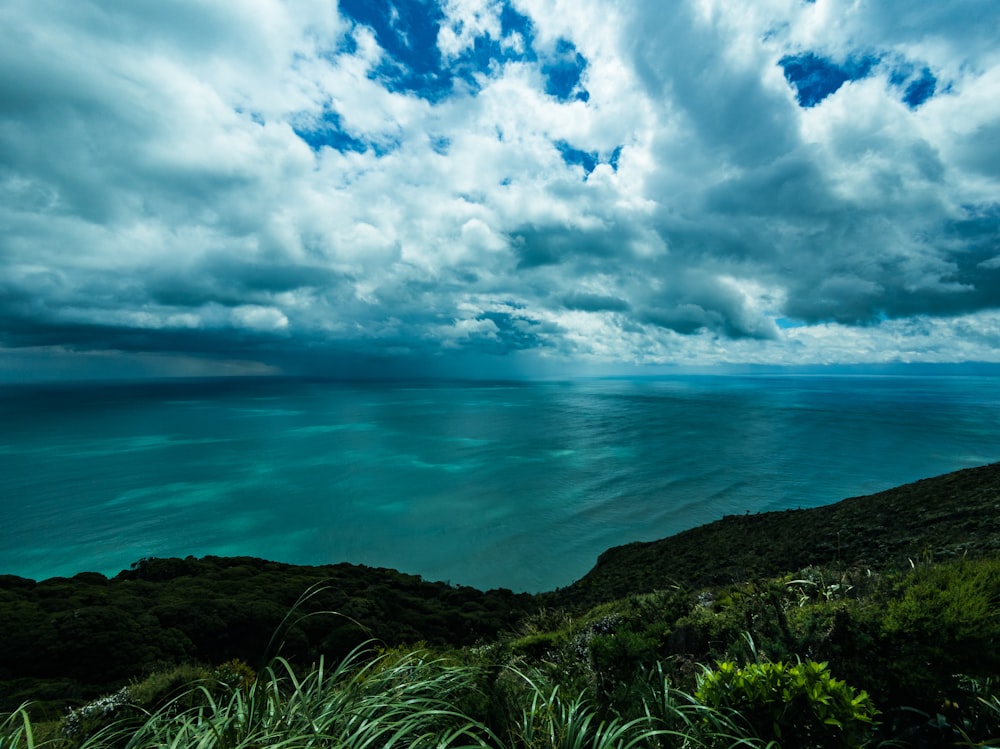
5,461,999,594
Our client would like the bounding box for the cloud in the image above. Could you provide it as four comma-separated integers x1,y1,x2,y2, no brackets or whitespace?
0,0,999,379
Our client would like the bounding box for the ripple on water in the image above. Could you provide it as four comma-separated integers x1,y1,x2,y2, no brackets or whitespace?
1,376,999,590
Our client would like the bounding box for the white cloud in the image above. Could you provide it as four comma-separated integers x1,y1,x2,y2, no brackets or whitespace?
231,305,290,332
0,0,998,377
438,0,504,58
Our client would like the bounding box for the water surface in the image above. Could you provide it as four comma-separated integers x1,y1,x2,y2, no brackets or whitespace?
1,375,997,591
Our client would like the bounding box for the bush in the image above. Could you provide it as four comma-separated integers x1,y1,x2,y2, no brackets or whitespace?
695,659,877,748
879,557,1000,695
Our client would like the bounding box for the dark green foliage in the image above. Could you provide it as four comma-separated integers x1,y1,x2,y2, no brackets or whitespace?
503,555,1000,745
880,556,1000,687
695,660,877,748
0,556,536,714
544,462,1000,610
56,660,265,746
831,555,1000,731
211,658,257,691
126,663,214,710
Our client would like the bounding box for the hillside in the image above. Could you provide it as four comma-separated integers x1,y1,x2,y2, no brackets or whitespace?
545,461,1000,609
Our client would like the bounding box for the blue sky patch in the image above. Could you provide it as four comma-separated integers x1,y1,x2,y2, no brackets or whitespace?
888,62,912,88
429,135,451,155
494,1,537,64
779,52,877,107
903,68,936,109
555,143,624,177
775,317,807,329
294,109,400,155
555,140,598,177
451,35,506,83
542,38,590,102
335,0,590,106
448,13,537,88
335,0,542,101
336,30,359,56
888,59,938,109
293,109,368,154
609,145,623,172
446,1,536,90
338,0,452,100
500,2,532,40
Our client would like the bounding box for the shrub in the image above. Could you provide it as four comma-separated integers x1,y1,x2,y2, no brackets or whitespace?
211,658,256,691
695,659,877,748
127,663,213,710
60,686,135,744
879,556,1000,695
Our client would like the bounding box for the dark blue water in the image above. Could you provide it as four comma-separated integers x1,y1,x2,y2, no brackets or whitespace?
1,376,997,591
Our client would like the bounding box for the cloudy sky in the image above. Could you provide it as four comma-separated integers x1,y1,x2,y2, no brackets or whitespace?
2,0,999,379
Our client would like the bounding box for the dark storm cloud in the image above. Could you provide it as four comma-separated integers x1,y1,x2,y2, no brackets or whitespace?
619,0,1000,351
1,0,999,377
474,310,548,353
636,270,779,340
510,220,651,269
561,293,630,313
144,259,349,310
774,203,999,326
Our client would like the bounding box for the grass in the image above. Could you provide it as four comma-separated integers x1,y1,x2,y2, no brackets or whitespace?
0,645,778,749
126,648,484,749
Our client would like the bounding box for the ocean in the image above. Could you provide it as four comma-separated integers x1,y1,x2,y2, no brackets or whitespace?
1,375,997,592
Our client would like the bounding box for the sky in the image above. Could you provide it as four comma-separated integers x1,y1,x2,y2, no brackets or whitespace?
1,0,999,380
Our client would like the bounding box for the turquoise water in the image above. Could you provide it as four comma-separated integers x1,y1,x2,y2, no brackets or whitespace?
1,375,998,591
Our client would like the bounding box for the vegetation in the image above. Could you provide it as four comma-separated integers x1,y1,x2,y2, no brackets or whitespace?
0,557,535,715
545,462,1000,609
694,659,876,748
0,643,797,749
2,463,1000,747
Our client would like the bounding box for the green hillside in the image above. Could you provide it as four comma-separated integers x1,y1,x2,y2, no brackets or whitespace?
546,462,1000,609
